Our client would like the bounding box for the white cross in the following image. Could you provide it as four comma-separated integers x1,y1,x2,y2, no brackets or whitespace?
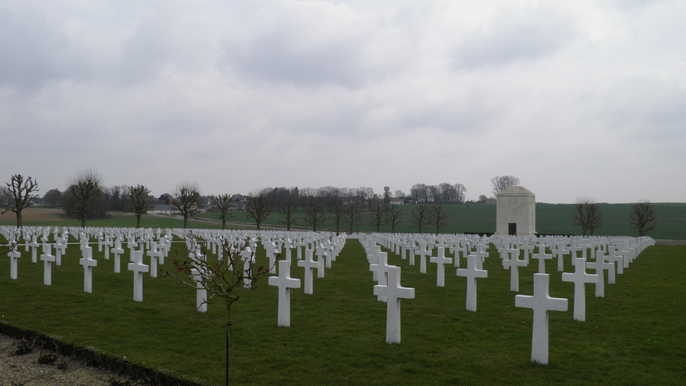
242,247,254,288
515,273,568,365
30,237,39,263
8,248,20,280
373,265,415,344
503,251,528,292
40,243,56,286
555,247,569,272
191,268,208,313
268,260,301,327
586,253,612,298
369,251,390,285
297,248,318,295
430,247,452,287
79,246,98,294
417,246,428,274
456,254,488,311
561,257,597,321
112,238,124,273
148,242,162,278
532,244,553,273
127,249,149,302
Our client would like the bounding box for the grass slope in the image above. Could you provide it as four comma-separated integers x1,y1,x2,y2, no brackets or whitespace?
0,239,684,385
201,203,686,239
0,209,221,230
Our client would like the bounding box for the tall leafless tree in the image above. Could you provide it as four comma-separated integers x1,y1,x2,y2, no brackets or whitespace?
245,192,271,230
387,205,402,233
172,183,201,228
370,195,386,232
429,203,448,234
128,184,150,228
491,175,520,196
317,187,345,235
412,202,429,233
303,194,326,232
630,201,656,236
345,192,365,233
575,200,602,236
1,174,39,228
214,193,232,230
69,172,102,228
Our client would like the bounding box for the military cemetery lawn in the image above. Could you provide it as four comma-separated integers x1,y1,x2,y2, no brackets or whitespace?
0,237,683,385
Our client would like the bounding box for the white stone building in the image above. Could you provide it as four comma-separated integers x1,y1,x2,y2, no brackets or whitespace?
496,186,536,236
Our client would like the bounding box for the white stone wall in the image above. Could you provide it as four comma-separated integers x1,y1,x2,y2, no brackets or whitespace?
496,188,536,236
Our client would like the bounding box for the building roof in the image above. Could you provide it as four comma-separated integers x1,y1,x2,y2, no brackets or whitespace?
497,185,534,197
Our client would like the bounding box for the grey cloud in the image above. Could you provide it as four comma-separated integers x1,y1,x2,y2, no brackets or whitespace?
0,7,84,89
454,6,577,69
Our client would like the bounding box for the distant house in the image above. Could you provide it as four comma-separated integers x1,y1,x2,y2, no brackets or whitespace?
390,198,405,206
149,203,176,216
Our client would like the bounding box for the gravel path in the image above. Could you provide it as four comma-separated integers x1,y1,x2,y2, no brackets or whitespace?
0,333,134,386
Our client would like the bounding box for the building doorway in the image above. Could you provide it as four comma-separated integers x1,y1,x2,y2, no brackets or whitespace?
508,223,517,236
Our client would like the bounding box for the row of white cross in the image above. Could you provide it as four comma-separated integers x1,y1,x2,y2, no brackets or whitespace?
358,233,655,365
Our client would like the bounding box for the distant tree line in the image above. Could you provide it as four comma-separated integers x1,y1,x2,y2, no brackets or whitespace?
1,172,659,236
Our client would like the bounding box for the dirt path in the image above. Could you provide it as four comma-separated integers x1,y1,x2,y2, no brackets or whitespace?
0,333,133,386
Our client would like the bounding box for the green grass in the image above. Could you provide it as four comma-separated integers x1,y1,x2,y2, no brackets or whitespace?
0,238,684,385
201,202,686,239
0,213,222,230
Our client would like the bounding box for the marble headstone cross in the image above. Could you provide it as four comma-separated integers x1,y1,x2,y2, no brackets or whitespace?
532,244,553,273
79,246,98,294
456,254,488,311
373,265,415,344
297,248,318,295
8,246,20,280
515,273,568,365
561,257,597,321
429,247,452,287
40,243,56,286
268,260,301,327
127,249,149,302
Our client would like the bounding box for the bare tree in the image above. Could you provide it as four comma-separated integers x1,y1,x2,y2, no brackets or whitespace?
1,174,39,227
630,201,656,236
245,192,271,230
172,183,201,228
370,195,386,232
214,194,232,229
345,192,365,233
387,205,402,233
171,237,269,386
575,200,602,235
128,184,150,228
303,194,326,232
429,203,448,234
68,172,103,228
491,175,520,196
321,188,344,235
412,202,429,233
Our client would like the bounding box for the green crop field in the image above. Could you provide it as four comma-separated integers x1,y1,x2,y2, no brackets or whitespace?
0,208,222,230
0,238,683,385
201,203,686,240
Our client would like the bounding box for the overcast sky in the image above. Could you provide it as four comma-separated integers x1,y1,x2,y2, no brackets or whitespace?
1,0,684,203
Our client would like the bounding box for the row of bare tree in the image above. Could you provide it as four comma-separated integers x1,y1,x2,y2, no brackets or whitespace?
1,173,658,236
575,200,657,236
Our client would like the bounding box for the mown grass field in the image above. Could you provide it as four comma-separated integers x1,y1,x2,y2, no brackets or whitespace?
0,208,222,230
201,202,686,240
0,236,683,385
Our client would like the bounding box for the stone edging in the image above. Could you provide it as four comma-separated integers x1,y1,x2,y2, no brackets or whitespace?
0,322,203,386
